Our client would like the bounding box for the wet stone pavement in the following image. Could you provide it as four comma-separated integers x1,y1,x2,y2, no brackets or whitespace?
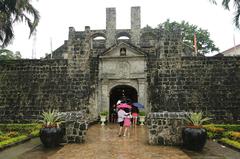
0,124,239,159
48,124,189,159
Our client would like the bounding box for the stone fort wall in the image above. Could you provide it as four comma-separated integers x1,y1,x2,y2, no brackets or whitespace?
0,59,95,123
0,56,239,123
148,56,240,123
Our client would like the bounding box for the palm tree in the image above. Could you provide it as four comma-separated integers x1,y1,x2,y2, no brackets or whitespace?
210,0,240,28
0,0,40,47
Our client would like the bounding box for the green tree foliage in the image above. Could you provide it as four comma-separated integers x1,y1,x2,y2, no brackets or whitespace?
0,49,22,59
210,0,240,28
0,0,40,47
160,19,219,54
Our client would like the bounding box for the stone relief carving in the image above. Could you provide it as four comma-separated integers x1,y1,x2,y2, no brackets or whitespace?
118,61,130,78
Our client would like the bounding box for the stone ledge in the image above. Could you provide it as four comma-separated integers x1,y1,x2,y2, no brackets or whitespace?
147,111,187,119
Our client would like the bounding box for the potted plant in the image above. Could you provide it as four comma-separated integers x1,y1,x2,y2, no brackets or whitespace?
100,111,108,126
139,111,146,125
39,109,64,148
182,111,211,151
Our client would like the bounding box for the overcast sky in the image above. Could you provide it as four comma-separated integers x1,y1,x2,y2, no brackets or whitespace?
6,0,240,58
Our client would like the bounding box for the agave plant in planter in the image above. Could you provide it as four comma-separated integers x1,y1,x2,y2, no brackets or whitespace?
182,111,211,151
39,109,64,148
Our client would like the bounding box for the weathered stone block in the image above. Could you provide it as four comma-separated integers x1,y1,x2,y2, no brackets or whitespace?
147,112,186,146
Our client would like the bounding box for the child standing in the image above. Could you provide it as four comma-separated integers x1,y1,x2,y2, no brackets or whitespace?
123,109,132,137
131,106,139,126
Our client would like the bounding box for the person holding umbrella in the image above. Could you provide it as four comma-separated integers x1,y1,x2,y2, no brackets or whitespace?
117,108,125,137
132,102,144,126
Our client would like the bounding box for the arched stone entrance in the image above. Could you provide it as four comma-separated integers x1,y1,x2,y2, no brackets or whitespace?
97,41,148,117
109,85,138,122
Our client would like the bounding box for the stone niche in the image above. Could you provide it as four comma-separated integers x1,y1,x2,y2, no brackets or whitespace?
147,112,187,146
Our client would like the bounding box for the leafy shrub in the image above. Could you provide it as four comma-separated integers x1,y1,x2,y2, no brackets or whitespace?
0,124,40,134
230,131,240,138
207,132,215,139
0,136,10,142
0,135,28,149
204,125,225,139
204,125,224,132
30,130,40,137
222,131,232,138
0,124,41,149
139,111,146,116
6,131,19,138
0,124,41,142
214,124,240,132
219,138,240,150
100,111,108,116
0,130,3,136
227,131,240,142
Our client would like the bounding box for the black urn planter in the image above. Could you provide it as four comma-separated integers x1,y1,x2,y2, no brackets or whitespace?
39,127,64,148
182,127,207,151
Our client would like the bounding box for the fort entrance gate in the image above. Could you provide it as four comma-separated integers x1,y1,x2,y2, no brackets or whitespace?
97,42,148,114
109,85,138,121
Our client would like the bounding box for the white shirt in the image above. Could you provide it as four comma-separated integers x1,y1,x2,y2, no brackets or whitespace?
117,109,125,122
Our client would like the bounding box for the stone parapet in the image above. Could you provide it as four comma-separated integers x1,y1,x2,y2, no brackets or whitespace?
59,111,89,143
147,111,187,146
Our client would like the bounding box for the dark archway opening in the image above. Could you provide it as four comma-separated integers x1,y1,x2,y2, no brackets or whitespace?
109,85,138,122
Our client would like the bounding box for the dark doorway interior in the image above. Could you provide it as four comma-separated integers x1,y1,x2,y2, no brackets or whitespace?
109,85,138,122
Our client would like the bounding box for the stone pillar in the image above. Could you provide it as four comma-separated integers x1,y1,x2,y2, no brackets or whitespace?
131,6,141,46
63,40,68,59
85,26,90,32
101,80,109,112
66,27,75,60
106,8,116,48
138,79,147,111
68,27,75,41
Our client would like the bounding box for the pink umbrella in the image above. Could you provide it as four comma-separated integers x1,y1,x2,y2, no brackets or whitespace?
117,103,131,109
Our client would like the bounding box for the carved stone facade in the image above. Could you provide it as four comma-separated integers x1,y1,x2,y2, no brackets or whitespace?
98,42,147,112
49,7,183,116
